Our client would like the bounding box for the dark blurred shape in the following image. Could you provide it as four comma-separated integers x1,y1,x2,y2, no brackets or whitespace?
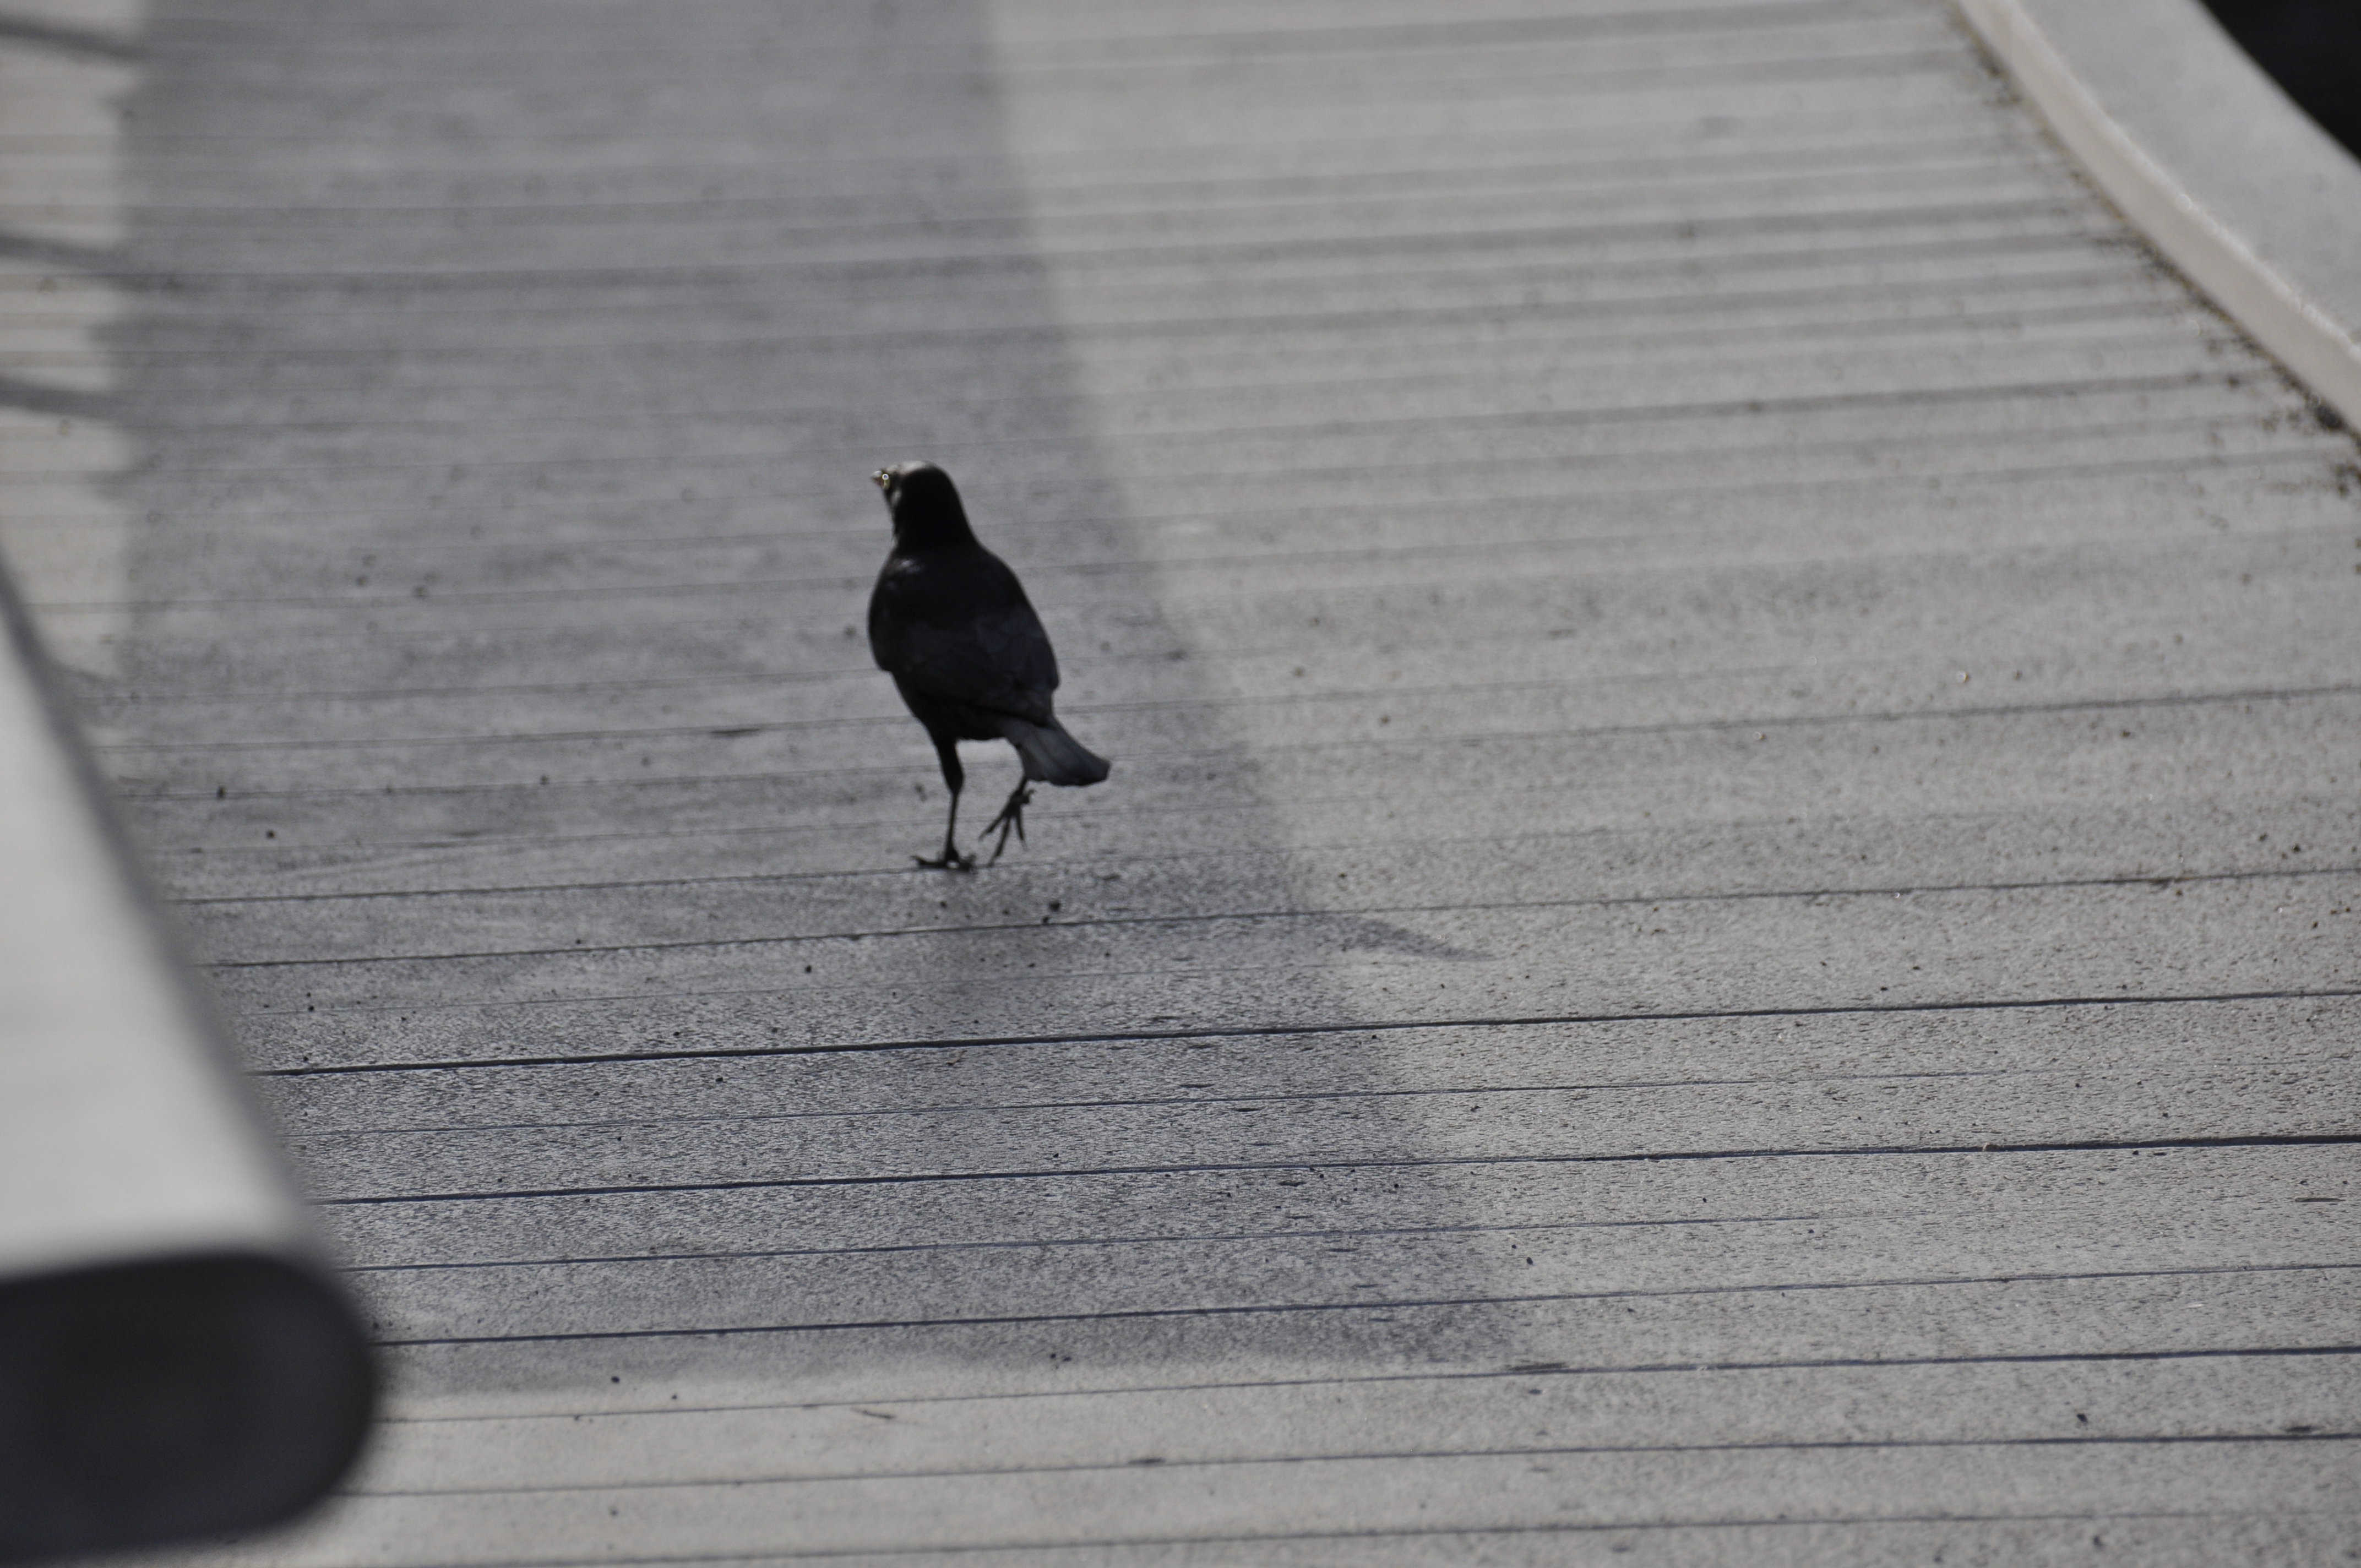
2202,0,2361,156
0,1255,374,1562
0,567,377,1561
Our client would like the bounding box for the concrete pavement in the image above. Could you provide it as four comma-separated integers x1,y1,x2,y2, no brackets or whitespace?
2,0,2357,1559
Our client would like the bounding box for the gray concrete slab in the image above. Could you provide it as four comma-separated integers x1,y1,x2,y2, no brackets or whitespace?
2,0,2357,1560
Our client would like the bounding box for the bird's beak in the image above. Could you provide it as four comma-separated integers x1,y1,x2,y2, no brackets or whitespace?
871,469,893,492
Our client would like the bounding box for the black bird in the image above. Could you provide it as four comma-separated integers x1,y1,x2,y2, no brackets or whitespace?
868,461,1109,869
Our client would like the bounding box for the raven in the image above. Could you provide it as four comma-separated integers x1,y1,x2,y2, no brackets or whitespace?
868,462,1109,869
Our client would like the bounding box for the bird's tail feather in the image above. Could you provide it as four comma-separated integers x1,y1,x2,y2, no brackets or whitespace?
999,717,1110,787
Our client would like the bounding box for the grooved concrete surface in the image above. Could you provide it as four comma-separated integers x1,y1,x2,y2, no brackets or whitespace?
6,0,2361,1560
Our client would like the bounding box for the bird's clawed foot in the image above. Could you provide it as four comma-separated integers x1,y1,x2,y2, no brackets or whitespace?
913,840,975,873
980,781,1033,865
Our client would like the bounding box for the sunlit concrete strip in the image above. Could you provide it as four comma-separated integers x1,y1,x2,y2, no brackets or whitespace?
0,0,143,688
1956,0,2361,426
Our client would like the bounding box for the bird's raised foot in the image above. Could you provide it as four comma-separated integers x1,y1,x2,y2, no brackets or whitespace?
980,782,1033,865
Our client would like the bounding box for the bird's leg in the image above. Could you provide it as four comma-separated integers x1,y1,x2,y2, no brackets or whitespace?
980,778,1033,865
914,783,973,872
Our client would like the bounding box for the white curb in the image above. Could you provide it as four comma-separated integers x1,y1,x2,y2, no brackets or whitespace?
1957,0,2361,427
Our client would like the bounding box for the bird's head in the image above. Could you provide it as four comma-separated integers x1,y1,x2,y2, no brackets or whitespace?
872,460,975,551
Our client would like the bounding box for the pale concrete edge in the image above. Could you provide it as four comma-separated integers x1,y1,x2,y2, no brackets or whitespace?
0,558,323,1269
1953,0,2361,428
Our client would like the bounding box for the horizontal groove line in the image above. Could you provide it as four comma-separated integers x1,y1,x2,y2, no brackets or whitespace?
144,767,2349,865
340,1211,1848,1275
18,197,2090,290
314,1135,2361,1209
335,1429,2361,1503
0,148,2046,231
252,989,2361,1077
40,38,1974,104
332,1169,2340,1267
10,5,1902,54
0,99,2021,162
365,1341,2361,1426
0,112,2010,170
364,1258,2361,1343
132,699,2352,802
1,154,2056,230
279,1048,2351,1143
116,656,2361,767
193,878,2361,995
110,1,1930,69
170,856,2355,913
279,1505,2361,1562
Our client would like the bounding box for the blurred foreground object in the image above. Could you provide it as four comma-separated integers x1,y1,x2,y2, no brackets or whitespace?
0,570,373,1561
2200,0,2361,156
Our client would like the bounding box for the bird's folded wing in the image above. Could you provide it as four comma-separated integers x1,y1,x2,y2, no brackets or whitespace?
895,604,1060,720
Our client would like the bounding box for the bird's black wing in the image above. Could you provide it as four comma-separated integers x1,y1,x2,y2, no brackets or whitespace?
871,557,1060,723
